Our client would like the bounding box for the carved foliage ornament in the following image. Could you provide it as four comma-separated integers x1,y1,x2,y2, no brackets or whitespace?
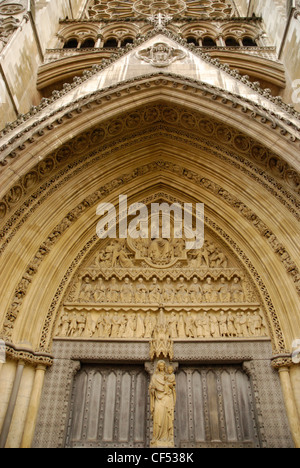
136,42,186,67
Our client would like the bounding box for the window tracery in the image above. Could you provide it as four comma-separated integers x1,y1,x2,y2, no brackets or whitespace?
85,0,237,20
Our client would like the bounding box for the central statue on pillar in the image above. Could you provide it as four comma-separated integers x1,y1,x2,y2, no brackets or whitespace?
149,308,176,447
149,360,176,448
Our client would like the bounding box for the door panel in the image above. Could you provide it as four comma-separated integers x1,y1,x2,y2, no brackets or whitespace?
65,365,149,448
175,366,261,448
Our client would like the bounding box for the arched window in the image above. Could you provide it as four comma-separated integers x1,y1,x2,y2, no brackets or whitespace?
202,37,217,47
225,37,240,47
242,37,257,47
121,37,134,47
63,38,78,49
103,38,118,48
187,37,198,46
81,38,95,48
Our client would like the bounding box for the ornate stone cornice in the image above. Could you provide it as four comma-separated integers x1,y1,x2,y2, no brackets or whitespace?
59,17,263,24
3,340,53,367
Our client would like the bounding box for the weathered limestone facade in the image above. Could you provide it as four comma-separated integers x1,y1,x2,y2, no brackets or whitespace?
0,0,299,448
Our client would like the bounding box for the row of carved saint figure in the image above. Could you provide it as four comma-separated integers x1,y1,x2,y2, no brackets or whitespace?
57,310,267,340
77,276,246,304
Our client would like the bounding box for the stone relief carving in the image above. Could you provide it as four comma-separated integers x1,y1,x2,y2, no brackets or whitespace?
136,42,186,68
56,308,267,340
0,158,290,353
55,233,268,343
149,307,174,360
73,273,248,305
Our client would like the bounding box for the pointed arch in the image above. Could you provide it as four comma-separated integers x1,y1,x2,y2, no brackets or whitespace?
0,70,298,359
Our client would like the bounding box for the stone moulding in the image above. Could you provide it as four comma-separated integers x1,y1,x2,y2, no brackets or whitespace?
0,70,299,154
0,99,299,230
0,124,299,319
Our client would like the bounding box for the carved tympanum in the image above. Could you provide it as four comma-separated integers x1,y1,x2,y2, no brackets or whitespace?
56,231,268,342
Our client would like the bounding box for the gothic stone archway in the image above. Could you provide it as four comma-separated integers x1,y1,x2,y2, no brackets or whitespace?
0,77,299,447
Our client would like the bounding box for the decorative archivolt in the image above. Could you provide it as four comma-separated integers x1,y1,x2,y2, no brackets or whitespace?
0,81,298,355
0,103,299,227
0,106,299,344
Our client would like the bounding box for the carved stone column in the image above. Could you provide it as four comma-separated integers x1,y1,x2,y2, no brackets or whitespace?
0,359,25,448
272,355,300,448
21,364,47,448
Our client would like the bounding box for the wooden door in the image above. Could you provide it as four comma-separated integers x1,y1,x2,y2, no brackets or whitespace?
65,364,149,448
175,365,261,448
